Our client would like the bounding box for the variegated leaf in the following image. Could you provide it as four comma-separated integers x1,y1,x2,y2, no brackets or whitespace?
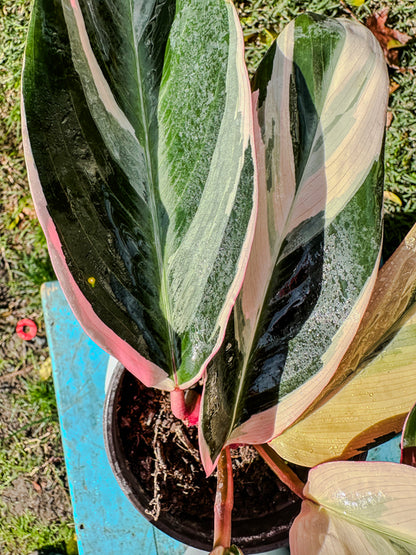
22,0,256,390
290,462,416,554
271,225,416,467
200,13,388,472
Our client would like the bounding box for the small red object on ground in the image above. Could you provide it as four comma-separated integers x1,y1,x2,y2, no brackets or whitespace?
16,318,38,340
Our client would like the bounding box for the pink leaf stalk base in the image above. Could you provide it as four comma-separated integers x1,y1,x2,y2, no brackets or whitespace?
213,447,234,550
170,388,201,426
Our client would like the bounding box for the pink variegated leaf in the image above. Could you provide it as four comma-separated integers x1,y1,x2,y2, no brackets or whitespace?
200,13,388,473
22,0,256,391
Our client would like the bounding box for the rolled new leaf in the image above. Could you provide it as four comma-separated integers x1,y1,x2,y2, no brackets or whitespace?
201,13,388,472
271,225,416,467
22,0,256,390
290,461,416,553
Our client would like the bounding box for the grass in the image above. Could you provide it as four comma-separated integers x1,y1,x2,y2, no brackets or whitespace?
0,508,78,555
0,375,76,555
0,367,75,554
0,0,415,554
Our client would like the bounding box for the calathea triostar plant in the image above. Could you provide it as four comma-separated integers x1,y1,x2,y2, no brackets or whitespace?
22,0,416,552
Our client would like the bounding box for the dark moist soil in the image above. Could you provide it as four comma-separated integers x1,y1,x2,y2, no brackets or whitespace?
117,372,300,525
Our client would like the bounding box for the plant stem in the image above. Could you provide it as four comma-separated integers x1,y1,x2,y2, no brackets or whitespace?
255,444,305,499
170,388,201,425
213,447,234,549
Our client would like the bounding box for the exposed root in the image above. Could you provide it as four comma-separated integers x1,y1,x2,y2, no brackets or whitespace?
145,406,170,521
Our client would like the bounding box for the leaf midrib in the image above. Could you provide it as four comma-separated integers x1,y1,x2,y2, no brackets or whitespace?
308,496,416,546
128,0,177,377
228,88,325,439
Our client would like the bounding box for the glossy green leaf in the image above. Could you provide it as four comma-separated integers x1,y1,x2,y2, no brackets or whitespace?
22,0,256,390
401,401,416,467
290,462,416,554
200,13,388,472
271,224,416,466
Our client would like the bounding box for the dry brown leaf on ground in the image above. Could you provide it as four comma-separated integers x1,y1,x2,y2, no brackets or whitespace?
365,8,412,69
384,190,402,205
32,480,43,493
389,81,400,95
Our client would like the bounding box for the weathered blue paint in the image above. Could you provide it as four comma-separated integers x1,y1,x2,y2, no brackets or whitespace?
366,434,401,463
41,281,186,555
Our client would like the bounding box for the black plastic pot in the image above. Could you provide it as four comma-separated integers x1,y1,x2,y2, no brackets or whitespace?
103,363,301,554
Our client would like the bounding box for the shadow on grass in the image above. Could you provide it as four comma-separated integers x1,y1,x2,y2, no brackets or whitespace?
383,211,416,262
34,540,78,555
